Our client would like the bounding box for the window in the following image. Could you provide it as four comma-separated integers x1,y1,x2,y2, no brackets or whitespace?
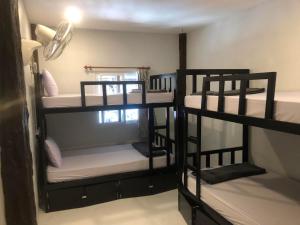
98,109,139,124
97,72,139,124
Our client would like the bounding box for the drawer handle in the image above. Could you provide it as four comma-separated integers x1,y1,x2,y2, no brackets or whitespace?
149,185,154,189
81,195,88,199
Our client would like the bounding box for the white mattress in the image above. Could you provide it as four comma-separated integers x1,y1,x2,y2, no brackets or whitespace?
42,92,173,108
187,172,300,225
185,91,300,123
47,144,175,183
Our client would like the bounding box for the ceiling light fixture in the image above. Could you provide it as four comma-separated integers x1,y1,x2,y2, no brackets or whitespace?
65,6,82,24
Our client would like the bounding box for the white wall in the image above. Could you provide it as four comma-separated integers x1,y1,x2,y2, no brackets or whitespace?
187,0,300,181
39,29,179,149
39,29,179,94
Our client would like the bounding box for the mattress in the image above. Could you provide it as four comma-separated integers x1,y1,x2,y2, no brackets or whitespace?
42,92,173,108
187,172,300,225
185,91,300,123
47,144,175,183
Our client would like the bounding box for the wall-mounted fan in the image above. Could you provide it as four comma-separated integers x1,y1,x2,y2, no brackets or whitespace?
22,21,73,66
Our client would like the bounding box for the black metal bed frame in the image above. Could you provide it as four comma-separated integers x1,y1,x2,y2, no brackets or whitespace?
176,69,300,225
150,73,177,91
34,72,178,212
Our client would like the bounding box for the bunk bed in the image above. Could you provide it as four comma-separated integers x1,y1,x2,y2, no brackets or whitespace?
35,72,177,212
176,69,300,225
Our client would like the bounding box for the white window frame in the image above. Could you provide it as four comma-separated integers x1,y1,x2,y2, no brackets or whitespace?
97,72,139,124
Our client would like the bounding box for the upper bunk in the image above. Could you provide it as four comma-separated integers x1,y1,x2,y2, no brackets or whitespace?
35,71,176,114
176,69,300,135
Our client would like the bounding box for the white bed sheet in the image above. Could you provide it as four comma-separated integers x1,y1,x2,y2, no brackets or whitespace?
187,172,300,225
185,91,300,123
42,92,173,108
47,144,175,183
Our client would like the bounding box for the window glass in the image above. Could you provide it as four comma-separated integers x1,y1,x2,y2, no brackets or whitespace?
125,109,139,122
97,72,139,124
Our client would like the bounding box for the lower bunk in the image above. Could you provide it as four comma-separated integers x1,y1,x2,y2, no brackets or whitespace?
41,144,177,212
179,171,300,225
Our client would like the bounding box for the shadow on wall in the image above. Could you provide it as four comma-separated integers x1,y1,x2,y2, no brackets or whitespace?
250,127,300,182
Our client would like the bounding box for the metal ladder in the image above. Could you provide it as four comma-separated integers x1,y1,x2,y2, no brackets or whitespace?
148,106,171,171
183,109,201,198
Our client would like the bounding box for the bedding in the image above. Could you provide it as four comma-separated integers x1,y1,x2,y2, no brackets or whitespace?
191,163,266,184
47,144,175,183
185,91,300,123
42,92,173,108
187,171,300,225
188,172,300,225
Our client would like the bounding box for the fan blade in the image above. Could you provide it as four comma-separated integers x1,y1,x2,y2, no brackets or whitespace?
43,21,73,60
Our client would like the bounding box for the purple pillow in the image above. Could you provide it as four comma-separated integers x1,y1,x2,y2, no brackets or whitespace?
45,137,63,168
42,69,59,96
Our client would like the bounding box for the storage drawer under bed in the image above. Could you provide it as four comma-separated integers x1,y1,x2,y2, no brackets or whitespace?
47,187,84,212
46,171,177,212
151,171,177,194
47,181,118,212
119,171,177,198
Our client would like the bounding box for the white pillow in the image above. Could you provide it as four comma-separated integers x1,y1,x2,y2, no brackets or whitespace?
45,137,63,168
42,69,59,96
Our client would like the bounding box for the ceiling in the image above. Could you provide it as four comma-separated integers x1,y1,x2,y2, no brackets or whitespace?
23,0,266,33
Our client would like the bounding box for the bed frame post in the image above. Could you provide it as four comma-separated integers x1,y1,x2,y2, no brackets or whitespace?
183,109,188,188
150,76,153,89
176,69,186,182
265,73,277,120
243,125,249,163
196,114,201,198
166,107,171,167
148,107,154,172
34,73,48,211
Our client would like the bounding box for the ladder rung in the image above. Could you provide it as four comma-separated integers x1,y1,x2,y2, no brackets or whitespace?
187,136,199,144
154,125,167,130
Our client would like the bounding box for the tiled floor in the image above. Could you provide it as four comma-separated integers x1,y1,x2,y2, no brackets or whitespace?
39,190,186,225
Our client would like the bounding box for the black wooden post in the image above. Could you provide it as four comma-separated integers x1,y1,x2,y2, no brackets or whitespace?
176,69,186,182
243,125,249,163
0,0,37,224
148,107,154,171
179,33,187,69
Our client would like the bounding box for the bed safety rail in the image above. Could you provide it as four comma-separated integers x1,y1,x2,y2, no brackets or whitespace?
201,72,277,119
176,69,250,106
150,73,176,92
80,81,146,107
